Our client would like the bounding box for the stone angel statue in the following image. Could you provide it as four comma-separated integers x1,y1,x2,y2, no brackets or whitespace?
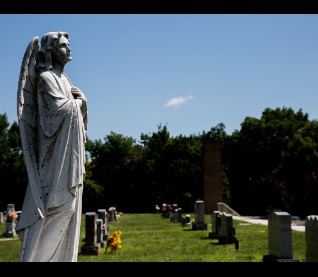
16,32,88,262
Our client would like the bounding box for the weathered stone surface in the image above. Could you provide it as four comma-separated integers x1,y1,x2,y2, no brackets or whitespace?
16,32,88,262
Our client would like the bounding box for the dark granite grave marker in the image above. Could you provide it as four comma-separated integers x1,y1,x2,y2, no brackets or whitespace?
81,212,101,255
108,207,116,223
98,209,108,240
192,200,208,230
96,219,105,247
305,215,318,262
208,211,221,239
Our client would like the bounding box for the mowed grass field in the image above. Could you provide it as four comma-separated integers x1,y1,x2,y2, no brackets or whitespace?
0,213,307,262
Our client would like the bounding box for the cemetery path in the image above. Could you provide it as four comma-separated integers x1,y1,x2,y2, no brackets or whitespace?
233,216,305,232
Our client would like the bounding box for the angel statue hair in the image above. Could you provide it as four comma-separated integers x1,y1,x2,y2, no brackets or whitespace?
16,32,88,262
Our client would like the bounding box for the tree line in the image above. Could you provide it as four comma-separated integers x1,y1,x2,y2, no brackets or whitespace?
1,106,318,218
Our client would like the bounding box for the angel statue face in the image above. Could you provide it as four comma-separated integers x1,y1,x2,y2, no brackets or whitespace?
52,35,72,66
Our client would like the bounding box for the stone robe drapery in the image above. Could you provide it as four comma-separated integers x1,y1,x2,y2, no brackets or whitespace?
16,68,87,262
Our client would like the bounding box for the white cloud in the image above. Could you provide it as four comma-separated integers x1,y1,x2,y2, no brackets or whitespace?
165,95,193,108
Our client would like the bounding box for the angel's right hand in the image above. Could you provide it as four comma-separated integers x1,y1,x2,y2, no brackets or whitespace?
71,87,87,103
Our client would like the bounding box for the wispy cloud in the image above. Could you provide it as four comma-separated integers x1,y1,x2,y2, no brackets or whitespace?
165,95,193,108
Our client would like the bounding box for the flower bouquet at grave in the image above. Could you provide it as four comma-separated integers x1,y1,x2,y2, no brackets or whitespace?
106,230,122,254
217,212,226,218
6,211,18,222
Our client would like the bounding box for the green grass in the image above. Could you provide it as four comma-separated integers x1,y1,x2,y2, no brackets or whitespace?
0,213,306,262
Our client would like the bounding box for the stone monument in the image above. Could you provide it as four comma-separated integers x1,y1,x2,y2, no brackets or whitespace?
16,32,88,262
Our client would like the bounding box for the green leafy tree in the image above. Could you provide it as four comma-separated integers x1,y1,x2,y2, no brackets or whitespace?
87,132,143,212
225,107,311,216
0,114,27,211
141,124,203,212
82,157,104,213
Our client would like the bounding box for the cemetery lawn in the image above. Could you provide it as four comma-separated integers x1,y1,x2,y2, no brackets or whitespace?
0,213,306,262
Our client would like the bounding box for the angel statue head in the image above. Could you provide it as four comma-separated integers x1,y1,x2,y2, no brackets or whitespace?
35,31,71,73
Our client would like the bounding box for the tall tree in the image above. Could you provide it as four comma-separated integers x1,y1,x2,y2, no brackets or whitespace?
87,132,142,212
225,107,311,216
0,114,27,211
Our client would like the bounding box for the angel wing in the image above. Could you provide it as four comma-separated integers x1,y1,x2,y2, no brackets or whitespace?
17,37,45,221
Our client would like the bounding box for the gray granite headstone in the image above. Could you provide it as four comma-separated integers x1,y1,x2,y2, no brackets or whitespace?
209,211,221,239
221,213,233,238
172,209,179,223
268,211,293,259
177,208,182,223
4,204,17,237
195,200,205,223
181,216,185,226
98,209,108,239
81,212,101,255
108,207,116,223
7,204,15,212
263,211,299,262
97,209,106,224
215,213,239,249
305,215,318,262
212,211,221,234
96,219,105,247
192,200,207,230
182,214,191,226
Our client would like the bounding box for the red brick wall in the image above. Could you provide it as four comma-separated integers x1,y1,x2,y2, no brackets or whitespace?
202,139,223,214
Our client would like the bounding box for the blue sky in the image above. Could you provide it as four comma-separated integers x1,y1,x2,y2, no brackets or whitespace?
1,14,318,143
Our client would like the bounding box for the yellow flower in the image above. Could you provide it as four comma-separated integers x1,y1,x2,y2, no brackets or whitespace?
106,230,122,253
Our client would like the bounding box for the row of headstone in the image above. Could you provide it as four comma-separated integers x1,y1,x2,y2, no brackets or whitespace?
161,203,192,226
161,203,173,218
161,203,191,227
169,205,183,224
81,208,112,256
263,211,318,262
161,201,207,229
163,200,239,249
